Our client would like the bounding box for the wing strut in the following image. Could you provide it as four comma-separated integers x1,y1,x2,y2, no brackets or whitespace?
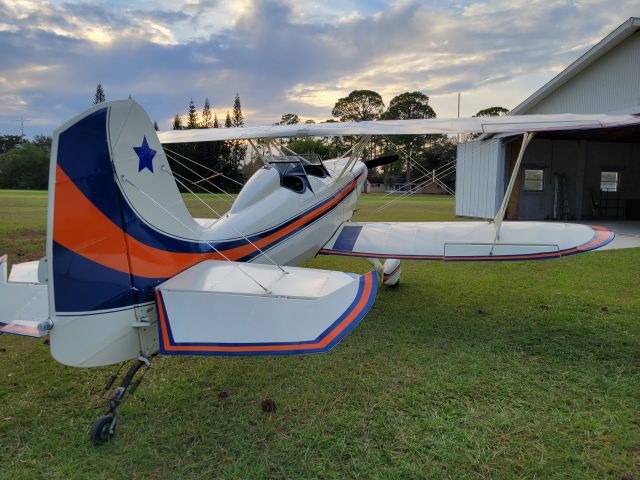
490,132,534,254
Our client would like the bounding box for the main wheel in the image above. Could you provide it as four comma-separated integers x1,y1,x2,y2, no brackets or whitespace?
89,414,115,445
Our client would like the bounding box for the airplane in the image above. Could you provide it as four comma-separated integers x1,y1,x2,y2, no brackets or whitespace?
0,100,635,444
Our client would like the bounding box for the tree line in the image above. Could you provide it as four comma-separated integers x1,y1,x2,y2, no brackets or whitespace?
0,135,51,189
164,95,246,193
0,82,507,191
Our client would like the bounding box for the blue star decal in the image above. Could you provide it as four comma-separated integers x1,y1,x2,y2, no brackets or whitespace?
133,136,157,173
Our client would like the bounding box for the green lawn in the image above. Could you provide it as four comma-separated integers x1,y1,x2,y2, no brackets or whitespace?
0,190,638,479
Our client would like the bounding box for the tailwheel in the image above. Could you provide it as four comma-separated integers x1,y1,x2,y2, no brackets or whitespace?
89,414,116,445
89,355,153,445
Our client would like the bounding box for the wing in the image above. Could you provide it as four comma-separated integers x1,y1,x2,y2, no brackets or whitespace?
158,113,639,143
319,222,613,261
155,260,377,356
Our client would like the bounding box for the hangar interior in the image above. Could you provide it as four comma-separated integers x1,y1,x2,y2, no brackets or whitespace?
505,126,640,221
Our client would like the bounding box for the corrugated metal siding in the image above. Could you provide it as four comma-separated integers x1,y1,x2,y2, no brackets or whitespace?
455,139,504,218
525,32,640,114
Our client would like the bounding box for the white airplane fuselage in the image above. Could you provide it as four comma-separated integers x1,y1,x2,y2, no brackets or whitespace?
211,158,368,267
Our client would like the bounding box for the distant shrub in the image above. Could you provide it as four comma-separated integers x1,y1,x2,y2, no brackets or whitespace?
0,144,49,190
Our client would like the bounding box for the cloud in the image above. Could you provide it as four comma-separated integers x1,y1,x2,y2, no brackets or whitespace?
0,0,638,136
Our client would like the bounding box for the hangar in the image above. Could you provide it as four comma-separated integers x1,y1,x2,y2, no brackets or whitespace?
455,17,640,222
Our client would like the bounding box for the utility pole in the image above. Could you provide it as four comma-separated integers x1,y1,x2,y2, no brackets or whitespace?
456,92,461,144
13,116,31,142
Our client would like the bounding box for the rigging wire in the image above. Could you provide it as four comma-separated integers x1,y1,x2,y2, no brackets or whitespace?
163,146,244,188
164,151,234,203
374,164,457,212
121,175,273,293
163,166,286,273
372,134,524,212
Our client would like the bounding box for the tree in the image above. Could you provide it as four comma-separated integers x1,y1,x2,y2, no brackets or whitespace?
474,106,509,117
228,95,247,182
381,91,438,184
382,91,436,120
187,99,198,129
331,90,384,121
31,135,52,152
93,83,106,104
463,106,510,141
0,143,49,189
153,121,159,131
201,98,213,129
231,94,244,127
0,135,24,154
172,114,183,130
276,114,299,125
224,112,232,128
287,139,338,159
213,113,220,129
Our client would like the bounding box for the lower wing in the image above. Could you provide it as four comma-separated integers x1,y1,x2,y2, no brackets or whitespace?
319,221,613,261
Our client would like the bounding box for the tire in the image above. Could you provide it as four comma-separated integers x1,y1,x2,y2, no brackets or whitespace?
89,414,115,445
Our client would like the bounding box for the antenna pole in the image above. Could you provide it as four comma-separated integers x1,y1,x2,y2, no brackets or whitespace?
457,92,461,144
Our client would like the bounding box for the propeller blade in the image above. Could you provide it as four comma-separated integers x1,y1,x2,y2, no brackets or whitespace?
363,154,399,169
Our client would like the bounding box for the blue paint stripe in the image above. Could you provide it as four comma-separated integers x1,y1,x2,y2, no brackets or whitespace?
53,242,166,312
332,225,363,252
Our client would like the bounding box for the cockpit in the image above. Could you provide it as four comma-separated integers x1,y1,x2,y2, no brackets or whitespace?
267,154,330,194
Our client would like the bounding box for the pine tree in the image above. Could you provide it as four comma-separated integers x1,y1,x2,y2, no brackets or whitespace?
224,112,232,128
172,114,183,130
231,94,244,127
201,98,213,129
93,83,106,104
228,95,247,184
187,99,198,129
213,113,220,128
153,121,159,131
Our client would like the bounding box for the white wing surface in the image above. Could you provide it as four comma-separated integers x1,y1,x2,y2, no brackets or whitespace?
158,114,639,143
320,222,614,261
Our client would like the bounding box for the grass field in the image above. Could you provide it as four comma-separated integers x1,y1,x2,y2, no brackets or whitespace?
0,190,638,479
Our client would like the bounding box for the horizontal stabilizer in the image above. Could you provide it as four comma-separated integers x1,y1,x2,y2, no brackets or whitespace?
0,319,49,338
155,260,377,356
0,256,49,337
320,222,614,261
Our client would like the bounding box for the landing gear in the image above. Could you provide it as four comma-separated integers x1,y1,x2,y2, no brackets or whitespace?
90,356,152,445
366,258,402,287
382,259,401,287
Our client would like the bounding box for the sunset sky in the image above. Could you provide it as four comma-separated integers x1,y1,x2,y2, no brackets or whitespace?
0,0,638,137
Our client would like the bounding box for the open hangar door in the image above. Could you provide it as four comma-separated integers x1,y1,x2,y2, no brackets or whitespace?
504,125,640,222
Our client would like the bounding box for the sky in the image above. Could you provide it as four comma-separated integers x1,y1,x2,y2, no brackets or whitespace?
0,0,638,137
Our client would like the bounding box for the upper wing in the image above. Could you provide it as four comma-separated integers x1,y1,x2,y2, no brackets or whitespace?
158,114,639,143
319,222,614,261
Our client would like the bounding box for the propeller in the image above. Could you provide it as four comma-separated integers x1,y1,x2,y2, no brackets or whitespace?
363,154,399,169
